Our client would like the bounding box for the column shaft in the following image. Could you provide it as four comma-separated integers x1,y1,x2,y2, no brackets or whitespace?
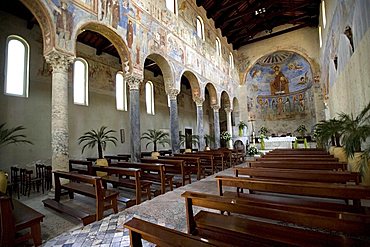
226,109,233,148
213,108,220,149
196,105,205,151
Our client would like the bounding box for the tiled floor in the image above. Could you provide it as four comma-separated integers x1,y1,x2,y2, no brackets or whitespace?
19,164,237,246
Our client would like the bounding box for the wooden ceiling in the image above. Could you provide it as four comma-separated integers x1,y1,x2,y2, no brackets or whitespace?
196,0,320,49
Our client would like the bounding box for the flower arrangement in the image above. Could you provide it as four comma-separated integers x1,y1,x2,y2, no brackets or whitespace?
238,121,247,136
247,145,259,156
220,131,232,141
258,126,269,136
296,124,307,138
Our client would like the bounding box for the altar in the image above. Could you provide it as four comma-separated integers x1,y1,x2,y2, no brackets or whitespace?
263,136,296,149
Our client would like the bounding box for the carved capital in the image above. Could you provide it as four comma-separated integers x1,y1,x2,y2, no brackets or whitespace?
224,107,233,114
211,105,220,112
167,88,180,100
193,97,204,107
126,75,142,90
45,50,74,73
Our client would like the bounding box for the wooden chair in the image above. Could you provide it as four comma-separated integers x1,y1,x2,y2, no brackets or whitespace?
20,169,43,197
0,193,45,246
10,167,20,199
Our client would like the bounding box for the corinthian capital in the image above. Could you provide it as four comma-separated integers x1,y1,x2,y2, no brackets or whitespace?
125,75,142,90
224,107,233,113
167,88,180,100
44,50,74,73
211,104,220,112
193,97,204,107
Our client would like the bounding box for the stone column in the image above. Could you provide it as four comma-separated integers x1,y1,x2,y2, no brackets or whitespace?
126,75,142,162
194,97,205,151
225,107,233,148
212,105,221,149
45,51,74,173
168,89,180,154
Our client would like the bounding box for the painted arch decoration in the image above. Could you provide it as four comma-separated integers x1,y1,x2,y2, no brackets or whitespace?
246,51,313,120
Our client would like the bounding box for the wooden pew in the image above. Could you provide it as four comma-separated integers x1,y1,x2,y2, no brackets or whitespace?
104,155,130,163
174,153,215,175
43,171,118,224
216,175,370,207
264,154,335,158
111,161,171,194
92,165,152,204
256,156,339,162
198,151,225,171
235,167,361,184
269,148,327,154
69,159,93,175
159,156,203,180
124,217,217,247
249,160,347,170
141,158,191,186
182,191,370,239
0,194,44,246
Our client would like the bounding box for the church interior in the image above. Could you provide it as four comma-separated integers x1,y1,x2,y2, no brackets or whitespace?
1,0,370,246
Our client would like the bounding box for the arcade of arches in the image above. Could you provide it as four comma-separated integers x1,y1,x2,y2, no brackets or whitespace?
0,0,370,243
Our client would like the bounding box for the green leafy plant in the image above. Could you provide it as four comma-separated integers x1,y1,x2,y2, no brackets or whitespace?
247,145,259,156
180,133,199,147
296,124,307,138
220,131,232,141
258,126,269,136
339,102,370,157
141,129,170,152
238,121,248,136
78,126,117,158
0,123,33,149
314,118,343,147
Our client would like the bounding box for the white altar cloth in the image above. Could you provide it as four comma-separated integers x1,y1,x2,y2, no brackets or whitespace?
263,136,296,149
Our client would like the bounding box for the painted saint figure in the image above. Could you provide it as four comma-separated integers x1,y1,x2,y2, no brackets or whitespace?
270,65,290,95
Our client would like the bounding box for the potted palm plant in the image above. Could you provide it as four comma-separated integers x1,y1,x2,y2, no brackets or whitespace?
0,123,33,149
238,121,247,137
339,102,370,184
314,118,344,158
0,123,33,192
141,129,170,158
296,124,308,148
180,133,199,153
78,126,118,159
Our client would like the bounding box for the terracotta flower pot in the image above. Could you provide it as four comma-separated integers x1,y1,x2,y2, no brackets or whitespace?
151,151,160,159
333,147,348,163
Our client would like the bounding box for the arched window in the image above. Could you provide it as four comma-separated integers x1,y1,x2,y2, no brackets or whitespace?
229,52,234,70
145,81,155,115
4,35,29,97
321,1,327,28
166,0,177,14
215,37,221,57
116,72,127,111
73,58,89,105
196,16,205,40
318,26,323,48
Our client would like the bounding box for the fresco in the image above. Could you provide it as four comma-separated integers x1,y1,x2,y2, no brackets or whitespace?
246,51,313,120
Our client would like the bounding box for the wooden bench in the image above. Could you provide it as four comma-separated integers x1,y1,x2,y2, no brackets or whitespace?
256,156,339,162
235,167,361,184
269,148,328,155
104,155,130,163
69,159,93,175
198,151,225,171
124,217,217,247
92,165,151,205
0,194,44,246
216,175,370,207
141,158,191,186
217,148,233,168
182,191,370,236
159,156,203,180
111,161,170,194
249,160,347,170
43,171,118,224
181,191,369,246
264,154,335,158
174,153,215,175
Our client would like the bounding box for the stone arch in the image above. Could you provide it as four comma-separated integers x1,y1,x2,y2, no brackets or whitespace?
145,53,174,92
180,70,201,99
233,97,239,113
74,21,132,73
242,48,319,85
221,91,231,109
20,0,55,55
204,83,218,106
